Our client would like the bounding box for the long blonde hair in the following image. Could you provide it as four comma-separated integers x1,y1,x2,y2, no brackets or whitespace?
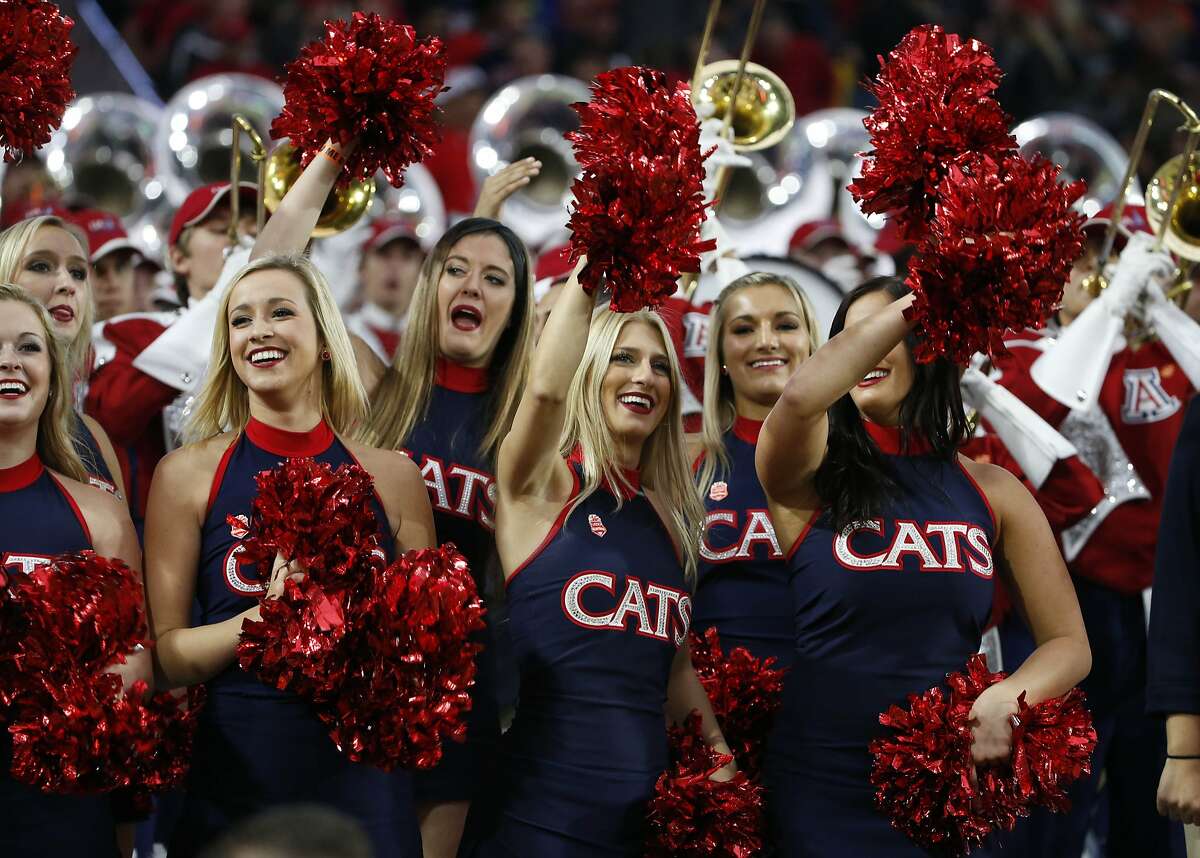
360,218,534,460
696,271,823,491
561,308,704,585
185,254,366,441
0,215,95,381
0,284,86,481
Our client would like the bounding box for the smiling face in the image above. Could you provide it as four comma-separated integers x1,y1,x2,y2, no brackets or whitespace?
226,269,322,403
0,300,51,431
13,224,90,340
435,232,517,368
845,289,915,425
600,319,673,451
720,283,812,417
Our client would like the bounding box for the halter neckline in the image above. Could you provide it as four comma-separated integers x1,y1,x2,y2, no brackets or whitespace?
0,452,44,492
436,357,489,393
245,416,335,457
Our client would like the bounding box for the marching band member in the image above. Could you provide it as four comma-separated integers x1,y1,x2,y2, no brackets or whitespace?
143,254,435,858
343,213,428,363
756,277,1090,855
0,285,146,856
0,214,125,498
691,271,822,668
86,183,260,524
990,208,1197,856
73,209,142,323
470,260,731,856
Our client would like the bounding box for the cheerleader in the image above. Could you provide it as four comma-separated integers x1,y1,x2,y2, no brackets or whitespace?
691,270,822,668
0,214,125,498
756,277,1091,855
143,254,435,858
469,261,732,857
0,285,146,856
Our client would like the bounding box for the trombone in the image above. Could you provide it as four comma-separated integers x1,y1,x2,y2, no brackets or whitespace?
1083,89,1200,299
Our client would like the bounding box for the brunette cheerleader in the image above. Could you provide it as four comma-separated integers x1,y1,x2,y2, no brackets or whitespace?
756,277,1091,855
692,271,822,667
143,255,435,857
0,285,146,856
0,214,126,497
469,261,732,857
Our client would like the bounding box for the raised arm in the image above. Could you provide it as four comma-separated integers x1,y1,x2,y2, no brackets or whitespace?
496,258,592,503
757,291,915,505
250,140,352,261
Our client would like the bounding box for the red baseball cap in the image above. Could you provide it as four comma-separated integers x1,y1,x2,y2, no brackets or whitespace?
362,214,423,254
71,209,139,263
168,182,258,248
2,200,75,228
789,219,848,254
1083,202,1153,251
535,244,574,283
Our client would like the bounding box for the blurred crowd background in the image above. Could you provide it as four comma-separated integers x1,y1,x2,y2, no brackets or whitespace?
84,0,1199,213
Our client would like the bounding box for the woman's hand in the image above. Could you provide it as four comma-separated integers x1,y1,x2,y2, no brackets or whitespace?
709,755,738,783
1158,758,1200,824
266,553,306,600
473,157,541,220
103,645,154,698
969,683,1020,769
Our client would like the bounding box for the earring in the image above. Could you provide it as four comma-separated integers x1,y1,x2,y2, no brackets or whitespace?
321,348,331,361
721,364,728,375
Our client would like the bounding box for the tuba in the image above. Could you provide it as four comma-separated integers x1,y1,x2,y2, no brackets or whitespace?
469,74,592,251
1014,112,1138,217
153,74,284,208
44,93,163,221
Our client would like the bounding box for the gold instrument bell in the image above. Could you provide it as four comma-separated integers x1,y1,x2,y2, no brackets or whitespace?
263,141,375,238
692,59,794,152
1145,152,1200,262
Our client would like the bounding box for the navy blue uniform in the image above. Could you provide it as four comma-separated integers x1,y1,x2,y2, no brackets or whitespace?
766,423,996,856
169,418,420,858
404,359,501,803
470,462,690,857
694,416,790,667
0,454,118,857
73,411,118,495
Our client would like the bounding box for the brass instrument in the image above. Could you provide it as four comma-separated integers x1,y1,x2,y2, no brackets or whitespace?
1082,90,1200,295
228,115,267,245
1014,112,1139,217
692,59,794,152
262,141,375,238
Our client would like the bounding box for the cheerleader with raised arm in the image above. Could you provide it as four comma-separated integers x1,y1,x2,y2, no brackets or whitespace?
0,214,126,498
467,260,733,857
756,277,1091,855
0,285,146,856
143,255,435,857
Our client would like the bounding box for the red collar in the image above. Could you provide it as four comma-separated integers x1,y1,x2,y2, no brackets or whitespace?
864,419,932,456
0,452,44,492
568,444,641,500
245,416,335,457
732,415,763,445
436,357,489,393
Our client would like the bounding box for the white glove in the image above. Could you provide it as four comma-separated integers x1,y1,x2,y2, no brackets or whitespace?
132,246,253,391
697,102,752,203
961,365,1077,487
1098,232,1176,320
1143,281,1200,390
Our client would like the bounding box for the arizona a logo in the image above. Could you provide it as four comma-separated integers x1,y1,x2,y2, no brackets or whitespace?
1121,367,1180,425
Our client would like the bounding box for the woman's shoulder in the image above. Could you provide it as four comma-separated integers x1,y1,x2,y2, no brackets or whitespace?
343,439,424,495
956,453,1029,522
157,432,239,489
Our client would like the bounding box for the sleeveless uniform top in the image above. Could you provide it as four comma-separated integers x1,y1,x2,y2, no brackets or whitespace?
693,416,791,667
0,455,118,858
766,423,997,857
472,461,690,858
403,358,501,801
73,410,118,495
170,418,419,858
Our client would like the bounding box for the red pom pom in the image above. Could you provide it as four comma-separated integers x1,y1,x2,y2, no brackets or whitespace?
848,24,1015,244
688,629,786,780
0,1,76,162
869,654,1096,856
566,67,716,312
645,711,765,858
272,11,445,187
1,554,204,796
235,457,381,576
905,152,1086,363
321,544,486,771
